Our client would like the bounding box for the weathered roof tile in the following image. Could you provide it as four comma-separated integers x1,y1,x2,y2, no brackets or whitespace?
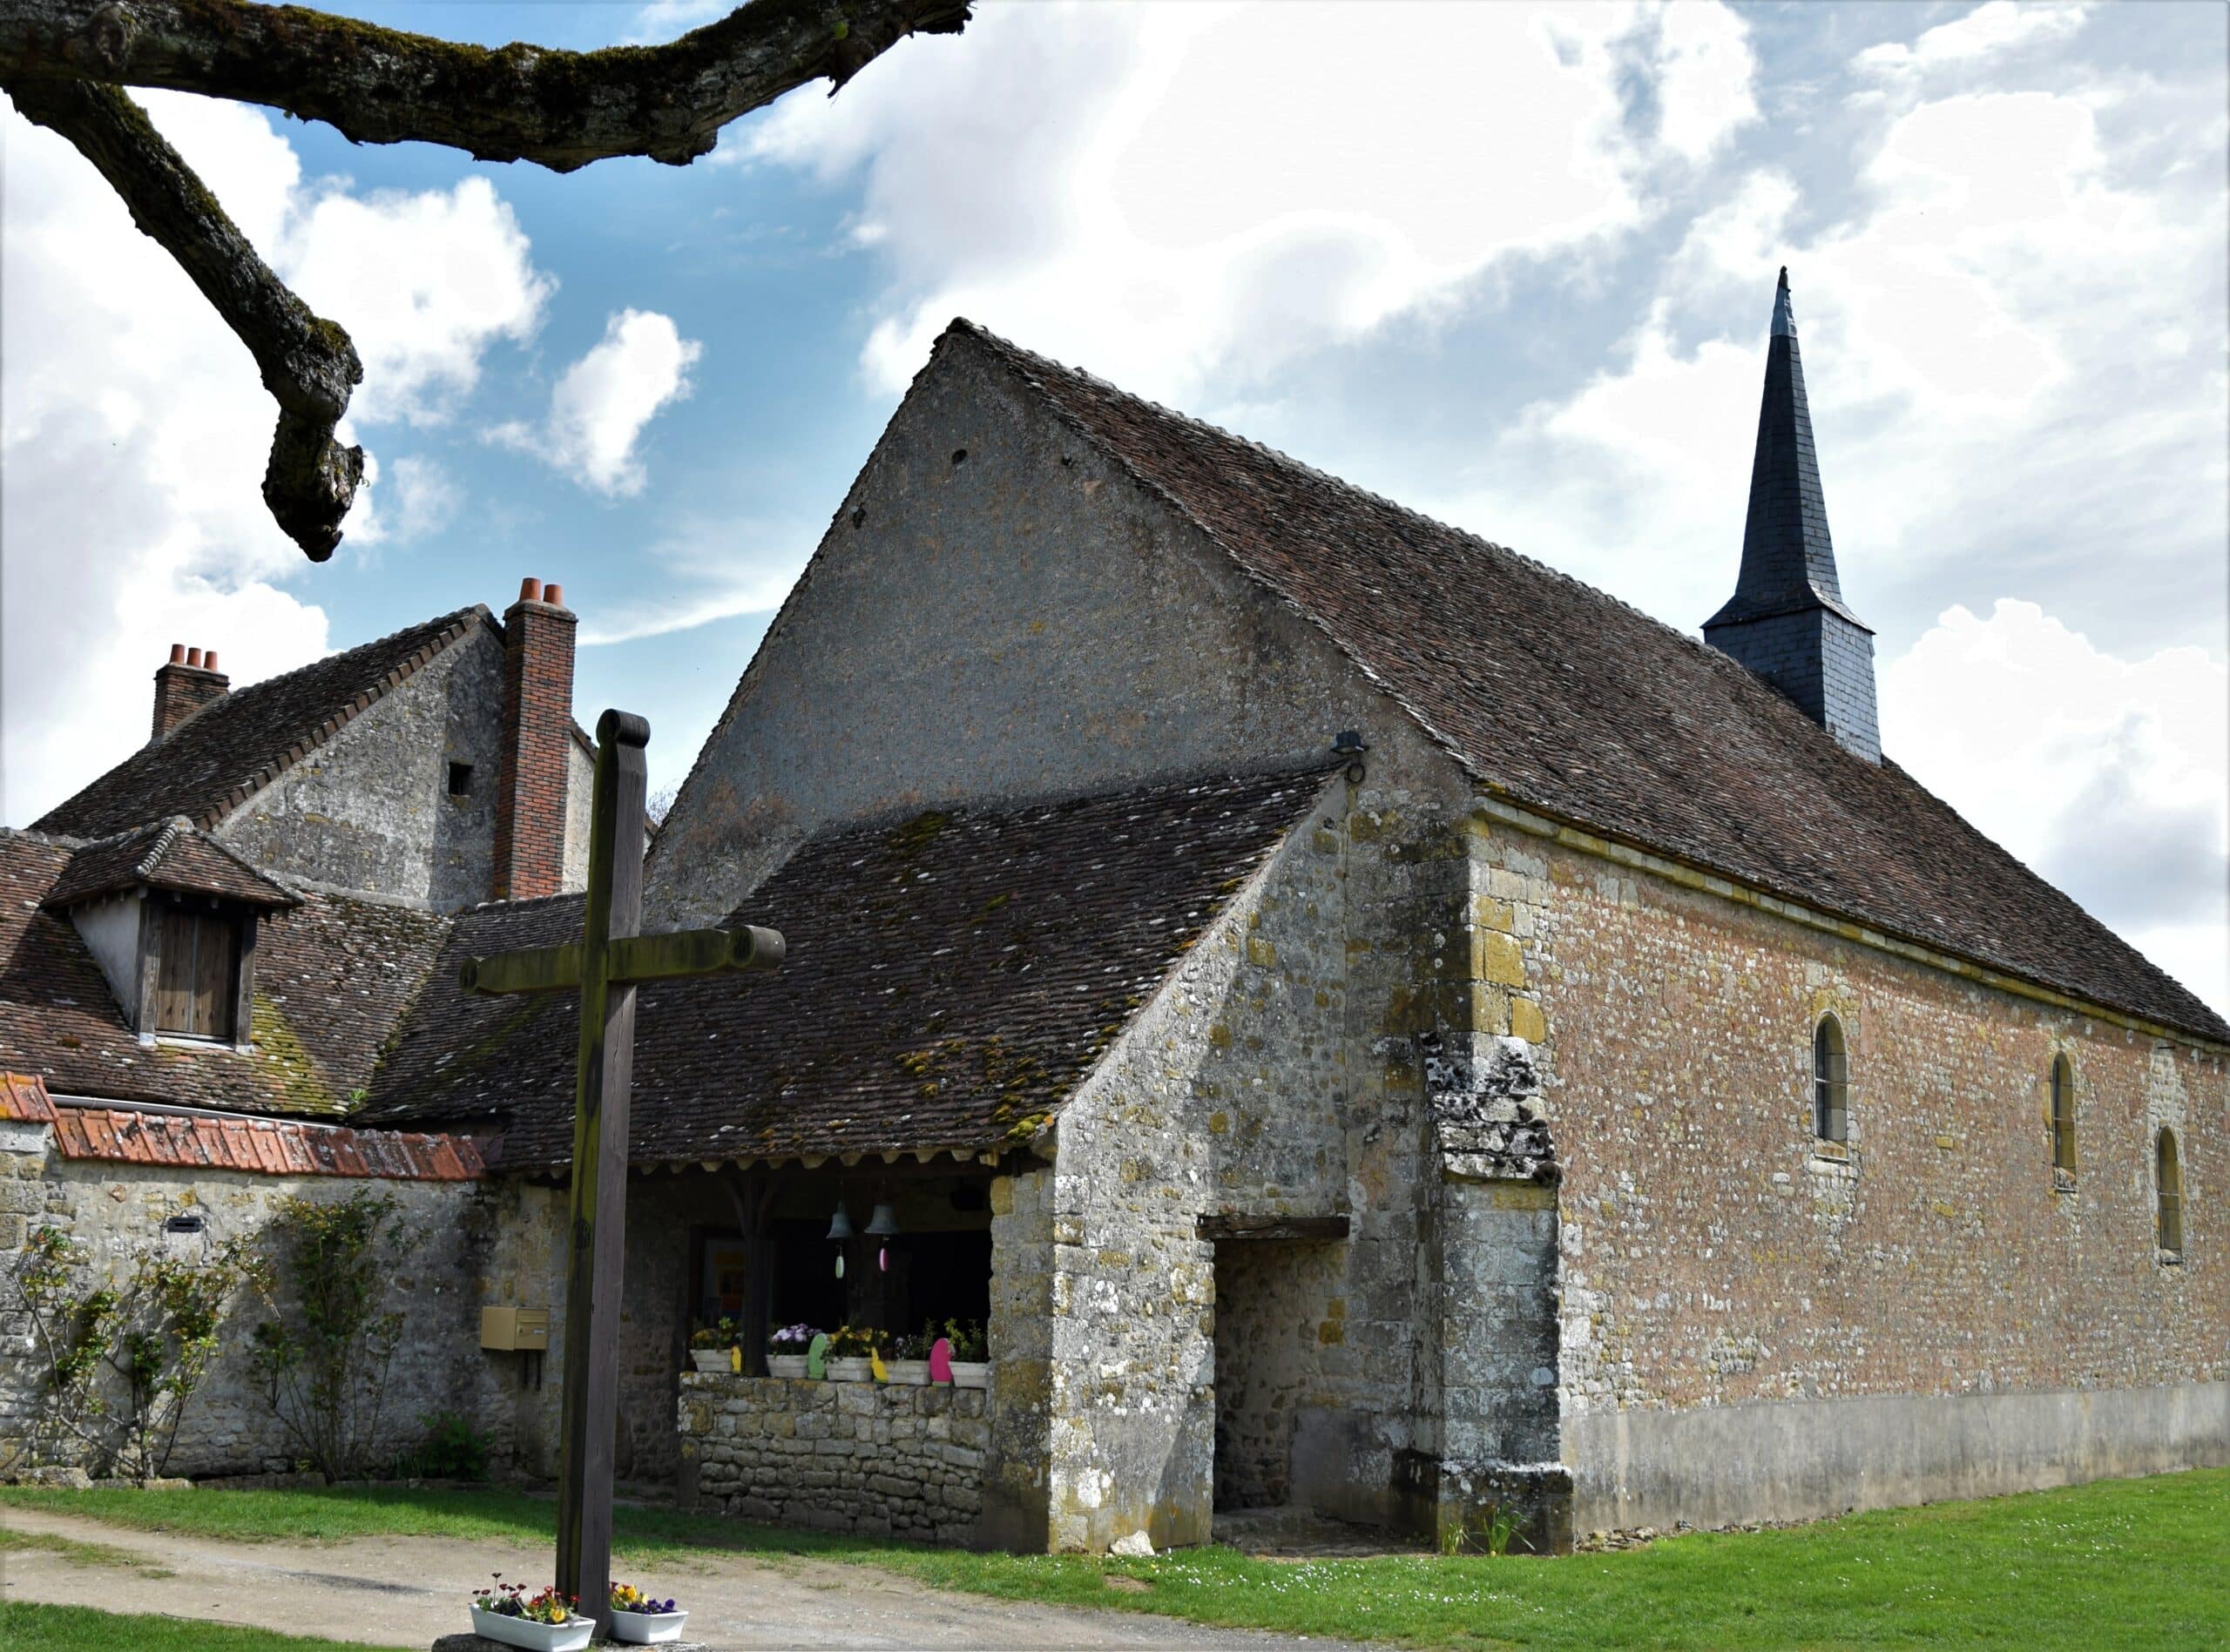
947,320,2227,1045
365,765,1332,1167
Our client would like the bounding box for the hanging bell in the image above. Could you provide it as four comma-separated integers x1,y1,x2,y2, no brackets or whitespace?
865,1203,899,1237
826,1202,855,1242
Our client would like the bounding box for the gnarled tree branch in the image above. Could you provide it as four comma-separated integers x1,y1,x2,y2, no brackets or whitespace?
5,75,363,557
0,0,970,558
0,0,971,170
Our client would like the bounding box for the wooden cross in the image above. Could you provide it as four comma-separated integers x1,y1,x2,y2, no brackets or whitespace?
461,710,781,1635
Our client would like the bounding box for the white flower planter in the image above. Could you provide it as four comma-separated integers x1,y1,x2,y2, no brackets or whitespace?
609,1606,691,1645
767,1353,811,1379
885,1359,929,1386
469,1606,595,1651
826,1356,873,1382
950,1360,989,1389
689,1349,730,1373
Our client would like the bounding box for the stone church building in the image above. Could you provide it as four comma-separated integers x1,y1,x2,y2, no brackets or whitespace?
3,275,2222,1552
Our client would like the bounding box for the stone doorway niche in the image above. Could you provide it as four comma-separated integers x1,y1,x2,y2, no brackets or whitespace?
1211,1231,1347,1513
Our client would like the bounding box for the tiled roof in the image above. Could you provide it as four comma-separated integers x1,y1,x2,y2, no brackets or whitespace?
362,765,1332,1168
46,818,300,910
30,608,490,839
0,1070,480,1180
948,321,2229,1046
0,832,451,1116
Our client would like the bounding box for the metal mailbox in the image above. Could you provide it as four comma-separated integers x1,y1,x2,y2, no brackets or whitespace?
480,1305,550,1352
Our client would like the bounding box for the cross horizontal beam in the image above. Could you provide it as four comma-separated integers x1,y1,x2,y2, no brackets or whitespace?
459,925,783,997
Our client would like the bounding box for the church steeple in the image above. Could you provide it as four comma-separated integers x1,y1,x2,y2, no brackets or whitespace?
1704,268,1881,763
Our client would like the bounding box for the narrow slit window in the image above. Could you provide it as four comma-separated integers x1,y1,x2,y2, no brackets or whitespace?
447,761,473,797
2157,1130,2184,1255
1813,1015,1848,1144
2050,1055,2077,1174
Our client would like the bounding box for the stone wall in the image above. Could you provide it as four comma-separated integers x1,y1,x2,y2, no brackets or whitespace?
214,630,509,913
0,1129,565,1480
678,1372,986,1546
1464,799,2230,1536
645,329,1395,930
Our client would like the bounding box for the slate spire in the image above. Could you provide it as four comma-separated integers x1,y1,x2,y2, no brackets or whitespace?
1704,268,1881,763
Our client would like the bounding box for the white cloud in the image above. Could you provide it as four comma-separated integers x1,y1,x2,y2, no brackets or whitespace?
352,455,463,547
1,91,551,824
492,310,703,497
740,0,1758,402
1413,72,2225,635
1855,3,2091,84
1881,601,2227,1015
576,511,814,646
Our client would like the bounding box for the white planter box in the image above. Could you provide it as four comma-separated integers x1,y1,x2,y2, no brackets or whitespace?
884,1359,929,1386
609,1606,691,1645
470,1606,596,1651
950,1360,989,1389
767,1353,811,1379
826,1356,873,1382
689,1349,730,1373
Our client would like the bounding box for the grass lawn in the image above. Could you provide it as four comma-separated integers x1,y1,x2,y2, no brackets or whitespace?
3,1467,2225,1649
0,1603,409,1652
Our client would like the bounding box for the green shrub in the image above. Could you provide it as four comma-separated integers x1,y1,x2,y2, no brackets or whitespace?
398,1409,488,1481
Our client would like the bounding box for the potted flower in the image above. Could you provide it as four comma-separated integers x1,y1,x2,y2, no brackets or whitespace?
470,1576,592,1651
825,1324,886,1381
608,1581,688,1645
768,1324,819,1379
886,1330,932,1386
687,1318,737,1373
943,1318,990,1389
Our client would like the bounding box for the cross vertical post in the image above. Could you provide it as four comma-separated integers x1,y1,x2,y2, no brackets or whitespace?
458,709,783,1639
558,707,645,1635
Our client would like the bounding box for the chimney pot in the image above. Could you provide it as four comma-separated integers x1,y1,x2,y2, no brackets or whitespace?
152,643,230,741
543,582,564,609
518,577,544,603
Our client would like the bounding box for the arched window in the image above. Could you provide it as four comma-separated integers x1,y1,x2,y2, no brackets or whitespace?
1813,1015,1848,1144
2050,1056,2076,1174
2156,1130,2184,1255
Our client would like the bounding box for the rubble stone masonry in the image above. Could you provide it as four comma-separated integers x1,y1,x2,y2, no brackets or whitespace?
679,1373,986,1546
0,1133,564,1480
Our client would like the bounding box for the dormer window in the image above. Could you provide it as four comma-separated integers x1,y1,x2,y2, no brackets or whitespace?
44,818,296,1053
152,904,241,1041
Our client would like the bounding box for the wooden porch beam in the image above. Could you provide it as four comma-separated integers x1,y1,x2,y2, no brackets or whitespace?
1197,1214,1352,1242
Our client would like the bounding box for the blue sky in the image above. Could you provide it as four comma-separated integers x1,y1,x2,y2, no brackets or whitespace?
3,1,2225,1008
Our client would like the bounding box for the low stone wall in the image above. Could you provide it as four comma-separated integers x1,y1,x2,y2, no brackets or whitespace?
677,1373,987,1547
0,1136,565,1481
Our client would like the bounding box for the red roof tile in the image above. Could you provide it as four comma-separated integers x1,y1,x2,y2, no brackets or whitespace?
0,1070,483,1182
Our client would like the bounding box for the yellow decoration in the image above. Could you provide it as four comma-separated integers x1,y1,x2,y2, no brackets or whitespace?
869,1348,889,1383
729,1344,742,1374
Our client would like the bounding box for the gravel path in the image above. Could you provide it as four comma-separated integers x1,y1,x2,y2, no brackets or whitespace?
0,1505,1369,1650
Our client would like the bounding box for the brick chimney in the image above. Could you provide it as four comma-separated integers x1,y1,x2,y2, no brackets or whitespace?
491,577,578,901
151,644,229,741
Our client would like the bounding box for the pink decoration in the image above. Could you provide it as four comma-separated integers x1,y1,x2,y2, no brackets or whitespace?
927,1337,954,1384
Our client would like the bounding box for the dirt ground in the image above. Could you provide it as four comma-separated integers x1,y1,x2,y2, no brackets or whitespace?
0,1504,1368,1650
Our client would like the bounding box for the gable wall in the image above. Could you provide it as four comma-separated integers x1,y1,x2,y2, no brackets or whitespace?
1467,807,2230,1535
646,338,1389,929
212,630,527,912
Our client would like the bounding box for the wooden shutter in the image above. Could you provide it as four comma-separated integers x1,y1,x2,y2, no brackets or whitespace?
152,908,239,1039
194,914,238,1039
